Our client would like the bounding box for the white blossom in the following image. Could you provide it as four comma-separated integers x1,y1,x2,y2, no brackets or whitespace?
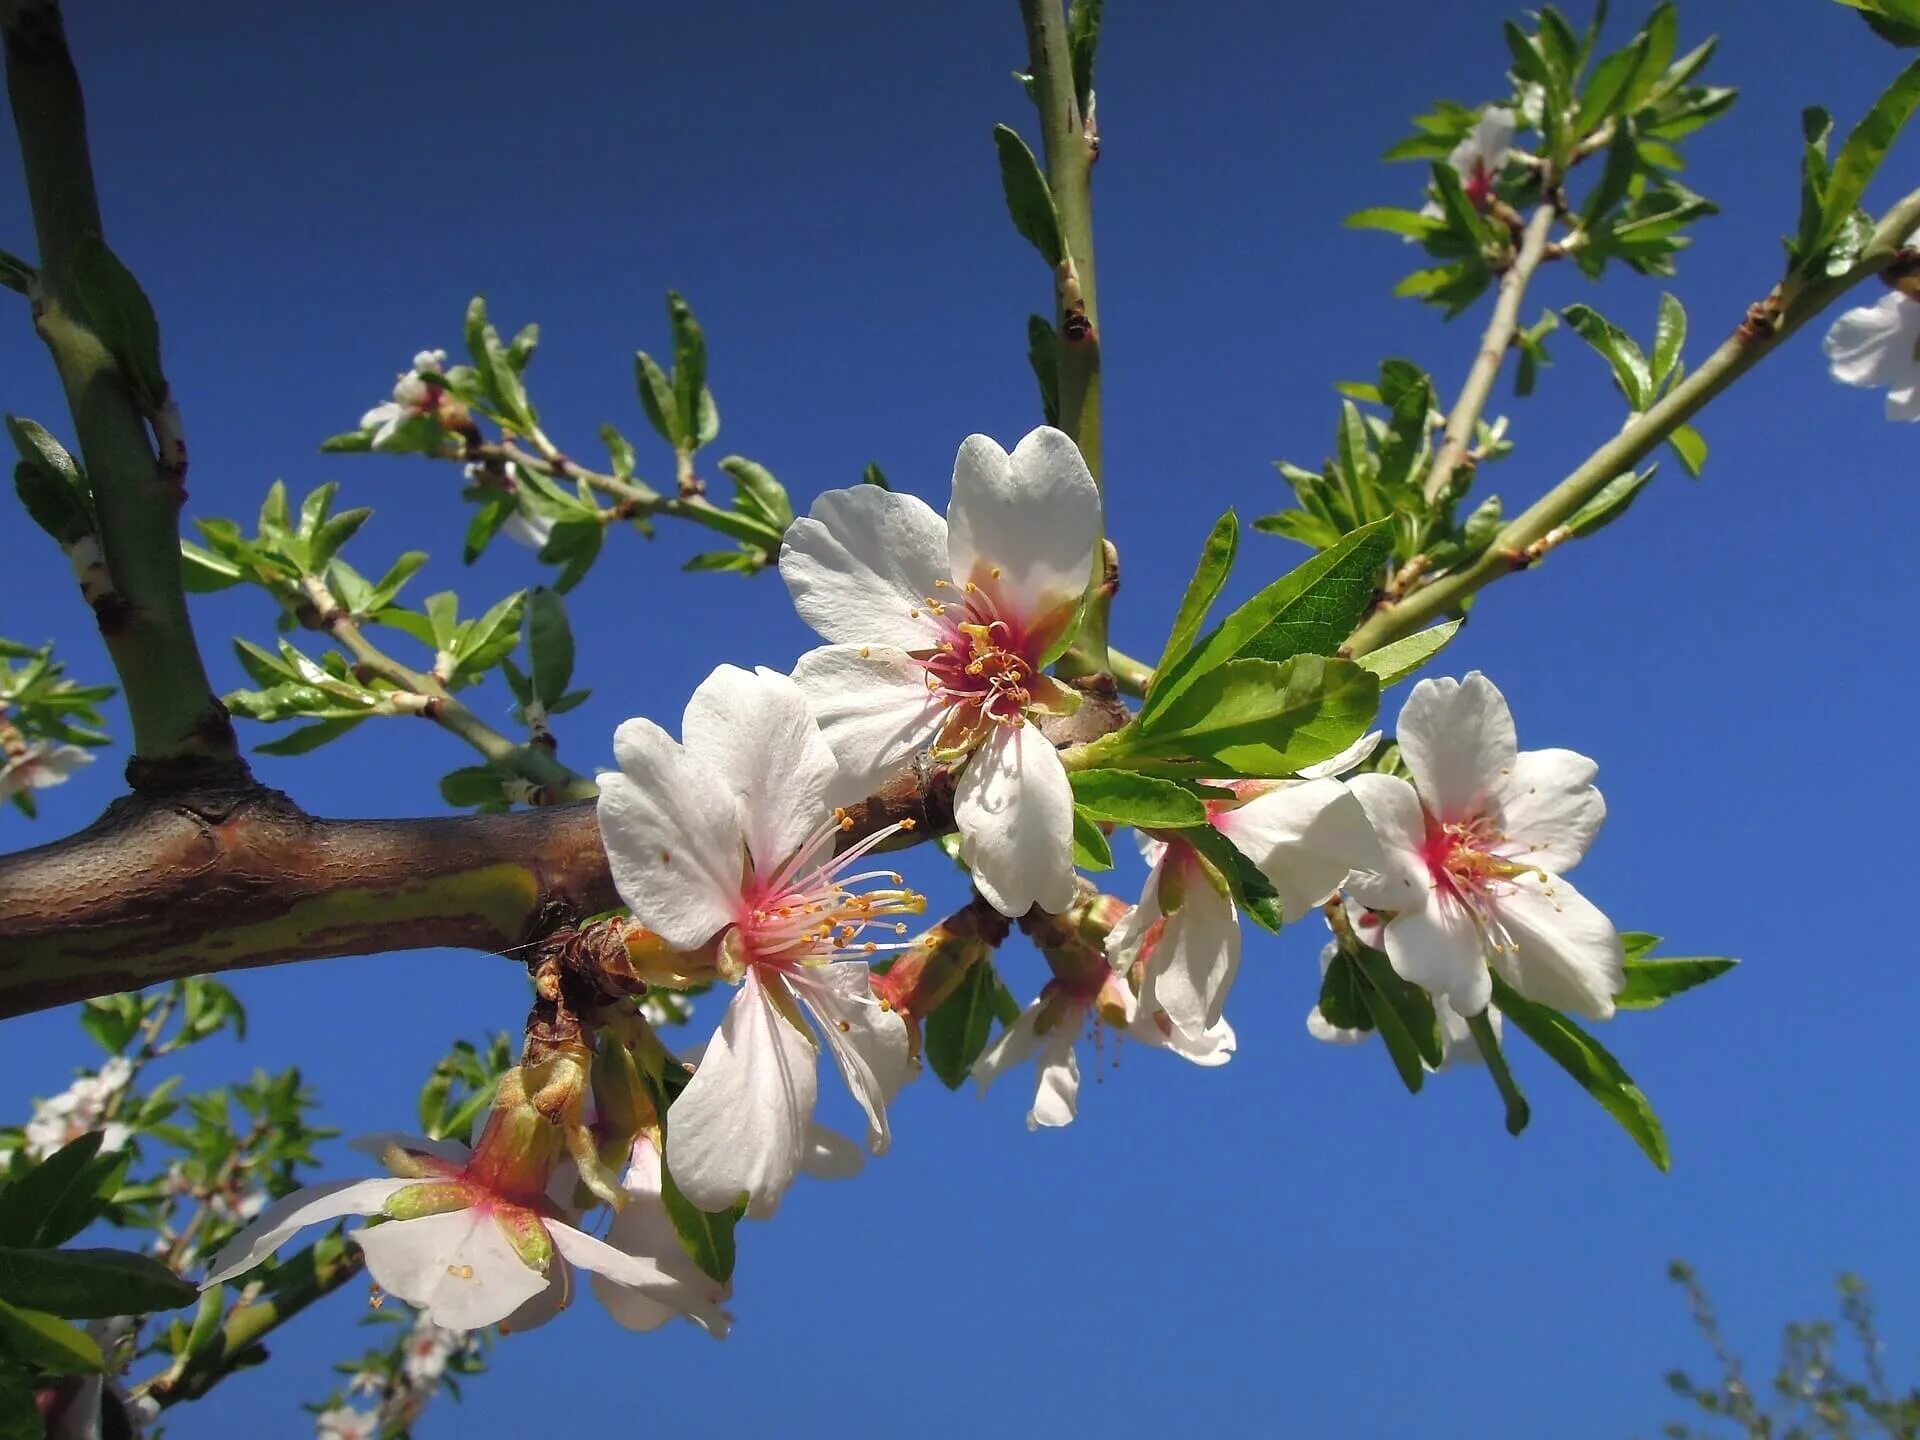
1345,672,1623,1021
0,739,93,799
597,665,914,1217
782,427,1100,917
360,349,449,449
1824,290,1920,420
204,1132,728,1335
315,1407,379,1440
24,1058,133,1161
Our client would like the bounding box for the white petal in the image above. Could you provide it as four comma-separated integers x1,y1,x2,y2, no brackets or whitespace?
553,1218,730,1338
1297,728,1382,780
1825,292,1920,388
946,428,1100,647
780,485,950,651
971,998,1047,1095
1396,672,1516,822
681,664,839,872
598,718,744,950
203,1177,412,1284
1104,860,1164,975
1137,846,1242,1034
1028,1029,1081,1129
791,644,945,801
1307,1006,1367,1045
1381,889,1491,1018
354,1208,548,1331
1434,994,1496,1068
1342,773,1431,913
1889,384,1920,421
497,1260,570,1335
800,1124,867,1181
1493,872,1623,1019
1492,747,1604,874
1216,778,1384,921
785,962,911,1154
1469,106,1515,169
596,1140,715,1335
501,509,554,552
953,720,1077,917
664,971,818,1219
1133,1004,1238,1066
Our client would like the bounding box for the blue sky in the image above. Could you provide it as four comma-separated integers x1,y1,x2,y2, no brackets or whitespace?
4,1,1918,1435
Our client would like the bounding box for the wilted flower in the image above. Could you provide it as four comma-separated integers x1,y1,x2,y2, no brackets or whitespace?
782,426,1100,916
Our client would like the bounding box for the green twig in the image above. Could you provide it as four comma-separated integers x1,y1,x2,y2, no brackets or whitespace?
1347,185,1920,655
4,0,239,779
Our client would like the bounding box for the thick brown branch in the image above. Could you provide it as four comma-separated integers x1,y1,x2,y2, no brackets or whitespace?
0,783,615,1018
0,761,959,1019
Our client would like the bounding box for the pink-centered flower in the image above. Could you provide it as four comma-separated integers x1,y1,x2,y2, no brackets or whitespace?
1107,732,1384,1039
1345,673,1623,1021
204,1081,728,1335
1418,106,1515,231
781,427,1099,917
597,665,915,1217
1824,290,1920,421
361,349,448,450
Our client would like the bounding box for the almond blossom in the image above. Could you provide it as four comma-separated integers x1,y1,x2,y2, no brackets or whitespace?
360,349,449,450
1345,673,1623,1022
1107,733,1384,1039
1418,105,1515,228
0,737,93,799
203,1069,728,1336
592,1137,736,1335
23,1056,132,1160
596,665,915,1217
1823,289,1920,420
781,426,1099,917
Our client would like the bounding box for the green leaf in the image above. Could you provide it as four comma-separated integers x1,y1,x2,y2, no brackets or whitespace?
1067,769,1208,828
1616,955,1739,1009
1819,57,1920,254
440,765,508,808
717,455,793,532
1252,509,1343,550
666,292,716,450
1353,619,1462,688
523,587,574,709
1067,0,1102,112
0,1245,199,1318
69,234,167,410
1350,949,1434,1092
634,351,679,446
0,247,34,295
1667,424,1707,478
1142,519,1391,726
658,1157,737,1283
924,958,1003,1089
253,716,365,756
1345,207,1444,241
307,508,371,575
1071,808,1113,871
992,124,1065,266
0,1297,102,1374
1153,511,1238,679
1316,952,1371,1032
1428,161,1493,248
1837,0,1920,46
1561,303,1654,408
1650,292,1687,385
861,462,890,490
0,1133,126,1249
1027,314,1060,428
179,540,245,593
1137,654,1380,779
451,592,526,684
1488,973,1670,1171
1564,465,1656,537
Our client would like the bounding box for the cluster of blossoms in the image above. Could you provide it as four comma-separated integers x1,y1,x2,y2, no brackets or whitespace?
313,1312,474,1440
210,424,1629,1336
3,1056,132,1166
360,350,451,450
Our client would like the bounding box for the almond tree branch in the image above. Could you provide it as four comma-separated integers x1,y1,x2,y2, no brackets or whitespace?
1346,184,1920,655
4,0,239,780
1420,202,1560,506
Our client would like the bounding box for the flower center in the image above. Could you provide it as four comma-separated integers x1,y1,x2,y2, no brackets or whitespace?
738,813,927,964
912,580,1038,727
1419,811,1546,956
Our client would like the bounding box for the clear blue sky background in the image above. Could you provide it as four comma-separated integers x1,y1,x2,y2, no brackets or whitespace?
3,2,1917,1435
